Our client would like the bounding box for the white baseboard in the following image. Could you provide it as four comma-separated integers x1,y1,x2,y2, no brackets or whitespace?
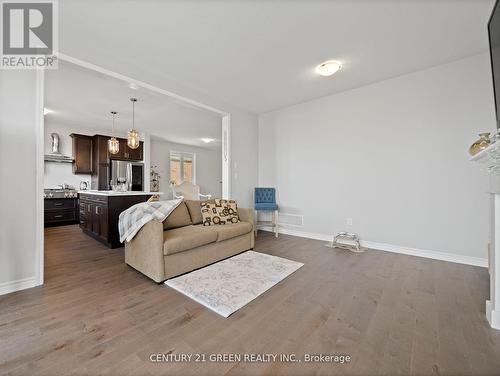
486,300,500,330
0,276,39,296
259,227,488,268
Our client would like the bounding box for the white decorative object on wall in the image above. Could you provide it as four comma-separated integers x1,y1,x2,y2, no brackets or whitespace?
150,165,160,192
470,141,500,174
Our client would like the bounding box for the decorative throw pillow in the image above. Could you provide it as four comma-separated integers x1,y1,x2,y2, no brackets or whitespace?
201,199,240,226
201,202,225,226
215,199,240,224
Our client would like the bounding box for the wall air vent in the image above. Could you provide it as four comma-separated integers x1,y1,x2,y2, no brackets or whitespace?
277,213,304,227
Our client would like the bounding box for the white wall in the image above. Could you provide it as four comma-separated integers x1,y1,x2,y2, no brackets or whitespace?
150,138,222,200
259,53,496,261
0,70,41,292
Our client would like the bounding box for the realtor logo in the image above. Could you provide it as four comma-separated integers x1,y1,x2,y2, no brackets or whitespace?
1,0,58,69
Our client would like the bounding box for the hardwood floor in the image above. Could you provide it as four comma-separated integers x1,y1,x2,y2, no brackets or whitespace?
1,225,500,375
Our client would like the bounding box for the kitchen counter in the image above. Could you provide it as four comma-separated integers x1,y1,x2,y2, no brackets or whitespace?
78,190,162,196
78,191,161,248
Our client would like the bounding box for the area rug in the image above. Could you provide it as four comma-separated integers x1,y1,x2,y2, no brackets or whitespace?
164,251,304,317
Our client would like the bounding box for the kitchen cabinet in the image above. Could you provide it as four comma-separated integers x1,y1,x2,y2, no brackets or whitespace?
79,200,93,232
45,198,78,227
124,141,143,161
80,194,109,243
70,134,93,174
91,135,111,190
93,202,109,241
79,192,151,248
114,138,143,161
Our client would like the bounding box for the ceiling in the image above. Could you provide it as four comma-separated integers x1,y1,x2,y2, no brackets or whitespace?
58,0,495,114
45,61,222,150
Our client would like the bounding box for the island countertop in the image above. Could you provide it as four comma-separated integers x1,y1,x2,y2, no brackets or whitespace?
78,190,162,197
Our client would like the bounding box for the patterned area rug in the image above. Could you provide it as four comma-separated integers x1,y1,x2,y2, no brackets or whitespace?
165,251,304,317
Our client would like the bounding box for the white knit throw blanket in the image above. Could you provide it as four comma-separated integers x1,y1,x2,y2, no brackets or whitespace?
118,199,182,243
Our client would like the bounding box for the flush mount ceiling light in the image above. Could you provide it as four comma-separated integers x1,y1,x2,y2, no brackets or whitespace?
200,138,215,143
128,82,139,90
127,98,140,150
315,60,342,77
108,111,120,155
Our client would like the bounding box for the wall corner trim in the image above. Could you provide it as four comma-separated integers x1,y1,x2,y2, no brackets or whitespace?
0,277,40,296
260,227,488,268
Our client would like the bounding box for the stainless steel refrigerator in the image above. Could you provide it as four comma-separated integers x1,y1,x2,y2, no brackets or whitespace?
109,160,144,191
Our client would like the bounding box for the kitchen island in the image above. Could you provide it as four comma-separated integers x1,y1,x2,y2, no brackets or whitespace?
78,191,162,248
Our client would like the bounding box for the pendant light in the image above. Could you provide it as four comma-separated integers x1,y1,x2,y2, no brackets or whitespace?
127,98,140,149
108,111,120,155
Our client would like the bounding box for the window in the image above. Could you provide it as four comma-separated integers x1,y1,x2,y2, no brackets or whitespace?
170,151,195,185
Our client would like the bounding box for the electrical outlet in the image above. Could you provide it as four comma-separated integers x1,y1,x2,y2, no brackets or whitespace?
346,218,353,226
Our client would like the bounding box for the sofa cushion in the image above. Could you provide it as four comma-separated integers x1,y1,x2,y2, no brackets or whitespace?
163,201,192,230
215,222,253,242
163,225,217,255
185,199,215,225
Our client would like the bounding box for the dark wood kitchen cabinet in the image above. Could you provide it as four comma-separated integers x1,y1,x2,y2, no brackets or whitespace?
124,141,143,161
79,199,108,240
79,193,151,248
114,137,144,161
93,202,109,241
45,198,78,227
79,200,93,232
70,134,93,174
91,135,111,190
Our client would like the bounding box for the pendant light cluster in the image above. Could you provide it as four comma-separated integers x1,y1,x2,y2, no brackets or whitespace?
107,98,141,155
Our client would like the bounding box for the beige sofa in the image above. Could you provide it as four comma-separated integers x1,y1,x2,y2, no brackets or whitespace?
125,200,254,282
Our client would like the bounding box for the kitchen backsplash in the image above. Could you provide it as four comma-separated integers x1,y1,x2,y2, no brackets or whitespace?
44,162,90,189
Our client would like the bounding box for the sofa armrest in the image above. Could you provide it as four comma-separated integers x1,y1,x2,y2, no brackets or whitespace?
239,208,255,248
239,207,254,229
124,220,165,283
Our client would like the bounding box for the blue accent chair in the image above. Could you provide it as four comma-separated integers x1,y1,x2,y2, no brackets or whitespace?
254,187,279,237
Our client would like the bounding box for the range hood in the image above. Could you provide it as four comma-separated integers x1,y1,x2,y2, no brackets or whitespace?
44,133,74,163
44,154,74,163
